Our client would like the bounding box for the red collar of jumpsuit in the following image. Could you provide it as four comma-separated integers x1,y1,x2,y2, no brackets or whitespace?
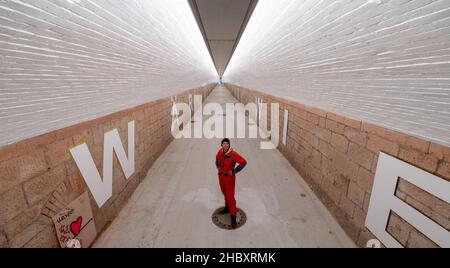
215,147,247,216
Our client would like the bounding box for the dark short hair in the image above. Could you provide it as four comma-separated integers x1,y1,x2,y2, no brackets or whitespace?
221,138,230,145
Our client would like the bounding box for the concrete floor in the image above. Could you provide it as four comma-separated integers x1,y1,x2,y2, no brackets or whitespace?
93,86,356,248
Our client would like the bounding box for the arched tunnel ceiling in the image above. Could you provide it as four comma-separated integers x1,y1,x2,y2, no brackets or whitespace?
188,0,258,77
224,0,450,146
0,0,217,147
1,0,449,148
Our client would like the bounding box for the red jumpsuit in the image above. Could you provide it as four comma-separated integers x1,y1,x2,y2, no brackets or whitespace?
215,148,247,216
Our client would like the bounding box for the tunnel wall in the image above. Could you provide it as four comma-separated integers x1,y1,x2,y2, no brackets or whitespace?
0,0,217,149
226,83,449,248
223,0,450,148
0,84,215,248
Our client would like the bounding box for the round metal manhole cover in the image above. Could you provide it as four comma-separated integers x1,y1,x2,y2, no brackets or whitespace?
212,207,247,230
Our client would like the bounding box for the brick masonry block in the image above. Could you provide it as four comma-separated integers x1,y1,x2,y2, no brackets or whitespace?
398,147,438,173
23,225,59,248
436,161,450,181
321,157,336,181
315,127,332,143
23,165,66,206
318,140,334,160
342,160,360,183
321,179,342,205
334,173,350,193
0,150,49,195
325,119,345,134
300,129,319,149
4,205,41,240
298,118,316,133
429,143,450,161
339,196,355,217
331,149,347,174
386,212,411,246
0,230,7,248
407,229,439,248
330,133,349,153
347,182,365,208
310,149,322,170
405,196,450,231
305,112,319,125
319,117,326,128
367,134,399,156
0,185,28,226
371,154,379,173
0,133,56,163
356,167,374,193
363,193,371,213
8,221,47,248
348,142,374,170
398,179,450,219
353,207,366,229
400,136,430,154
344,126,367,147
44,137,75,167
362,123,430,153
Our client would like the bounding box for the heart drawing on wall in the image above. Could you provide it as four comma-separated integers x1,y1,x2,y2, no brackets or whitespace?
70,216,83,236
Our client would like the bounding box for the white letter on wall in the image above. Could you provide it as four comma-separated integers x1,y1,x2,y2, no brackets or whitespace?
70,121,135,207
366,152,450,248
282,109,289,146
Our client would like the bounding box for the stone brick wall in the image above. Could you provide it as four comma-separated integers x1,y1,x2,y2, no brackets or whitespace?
226,83,449,248
0,84,215,248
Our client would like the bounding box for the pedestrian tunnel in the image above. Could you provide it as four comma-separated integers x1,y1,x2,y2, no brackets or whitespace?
0,0,449,249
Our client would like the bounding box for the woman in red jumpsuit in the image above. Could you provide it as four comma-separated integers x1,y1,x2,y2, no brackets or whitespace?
215,138,247,229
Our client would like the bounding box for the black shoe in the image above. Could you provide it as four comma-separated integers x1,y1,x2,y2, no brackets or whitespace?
230,215,237,229
219,206,229,214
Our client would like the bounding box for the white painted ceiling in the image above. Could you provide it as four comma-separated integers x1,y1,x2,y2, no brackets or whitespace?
189,0,258,77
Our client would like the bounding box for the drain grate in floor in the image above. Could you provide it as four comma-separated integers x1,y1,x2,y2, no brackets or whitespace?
211,207,247,230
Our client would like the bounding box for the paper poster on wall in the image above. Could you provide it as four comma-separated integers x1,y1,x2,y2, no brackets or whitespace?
52,192,97,248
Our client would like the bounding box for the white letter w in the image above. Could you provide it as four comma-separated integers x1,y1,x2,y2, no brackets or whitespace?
70,121,135,207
